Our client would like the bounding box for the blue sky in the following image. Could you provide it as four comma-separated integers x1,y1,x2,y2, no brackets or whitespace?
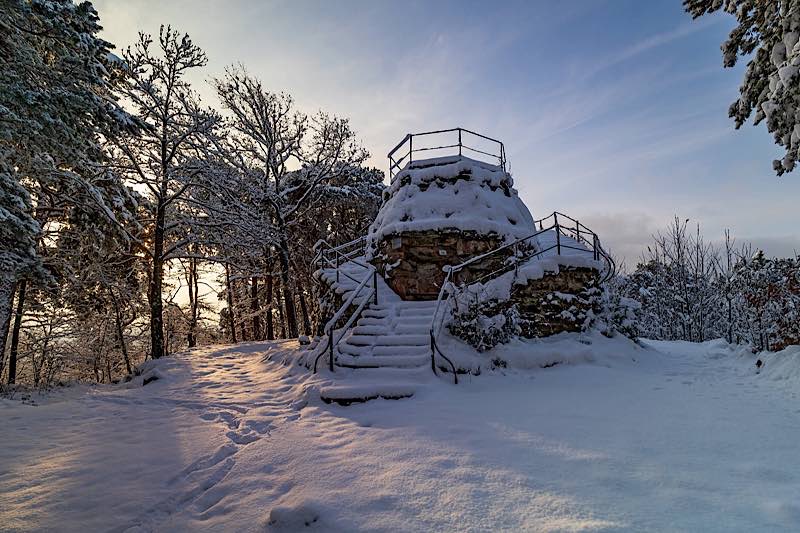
94,0,800,266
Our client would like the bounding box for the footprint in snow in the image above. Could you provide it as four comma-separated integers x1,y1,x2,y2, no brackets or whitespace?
226,430,259,445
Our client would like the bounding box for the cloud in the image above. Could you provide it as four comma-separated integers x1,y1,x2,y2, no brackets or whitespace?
575,211,663,270
734,235,800,259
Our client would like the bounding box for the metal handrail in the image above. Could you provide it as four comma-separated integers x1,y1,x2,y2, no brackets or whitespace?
312,237,378,373
388,128,506,181
313,264,378,373
313,237,370,286
428,212,615,379
313,237,367,269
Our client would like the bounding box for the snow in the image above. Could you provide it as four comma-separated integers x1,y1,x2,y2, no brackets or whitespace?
367,156,537,256
3,338,800,532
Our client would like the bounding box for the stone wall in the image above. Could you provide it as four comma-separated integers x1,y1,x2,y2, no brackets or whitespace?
445,264,602,350
511,266,601,337
371,230,513,300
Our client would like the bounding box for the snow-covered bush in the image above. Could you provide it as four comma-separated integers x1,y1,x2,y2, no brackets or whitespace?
447,299,520,352
595,277,641,340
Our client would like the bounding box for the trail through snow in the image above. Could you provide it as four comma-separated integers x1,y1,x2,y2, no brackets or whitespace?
1,338,799,532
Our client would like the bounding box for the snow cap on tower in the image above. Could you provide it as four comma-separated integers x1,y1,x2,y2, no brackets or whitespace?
367,129,535,255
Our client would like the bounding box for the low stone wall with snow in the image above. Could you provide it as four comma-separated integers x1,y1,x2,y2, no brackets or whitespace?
512,266,601,337
371,230,510,300
449,259,602,346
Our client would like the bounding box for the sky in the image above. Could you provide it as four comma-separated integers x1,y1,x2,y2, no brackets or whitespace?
93,0,800,269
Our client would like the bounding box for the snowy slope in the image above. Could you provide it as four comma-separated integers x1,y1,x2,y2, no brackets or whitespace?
2,339,800,532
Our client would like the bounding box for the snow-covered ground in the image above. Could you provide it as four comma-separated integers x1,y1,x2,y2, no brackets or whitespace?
2,338,800,532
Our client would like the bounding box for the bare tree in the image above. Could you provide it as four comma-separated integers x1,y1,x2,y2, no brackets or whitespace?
210,66,367,337
110,27,221,358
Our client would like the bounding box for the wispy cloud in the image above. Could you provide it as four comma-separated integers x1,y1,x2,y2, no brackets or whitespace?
589,17,719,78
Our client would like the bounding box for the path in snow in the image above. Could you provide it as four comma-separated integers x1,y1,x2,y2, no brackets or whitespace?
1,338,799,532
0,342,311,532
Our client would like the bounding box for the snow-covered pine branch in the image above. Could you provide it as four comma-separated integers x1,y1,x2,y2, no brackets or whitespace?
686,0,800,175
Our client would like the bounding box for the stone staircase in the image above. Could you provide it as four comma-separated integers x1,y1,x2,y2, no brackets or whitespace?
313,261,439,405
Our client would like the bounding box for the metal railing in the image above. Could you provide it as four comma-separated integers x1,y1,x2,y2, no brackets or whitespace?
428,212,615,382
313,236,368,284
311,238,377,373
388,128,506,181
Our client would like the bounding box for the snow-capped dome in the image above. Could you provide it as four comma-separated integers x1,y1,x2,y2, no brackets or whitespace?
366,155,536,252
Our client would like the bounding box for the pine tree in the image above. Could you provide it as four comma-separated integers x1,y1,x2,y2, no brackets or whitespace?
0,0,135,381
686,0,800,175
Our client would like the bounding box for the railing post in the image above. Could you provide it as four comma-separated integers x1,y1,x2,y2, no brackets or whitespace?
458,129,462,157
430,333,438,376
335,250,340,283
373,269,378,305
593,234,599,261
409,135,413,165
328,333,334,372
554,213,561,255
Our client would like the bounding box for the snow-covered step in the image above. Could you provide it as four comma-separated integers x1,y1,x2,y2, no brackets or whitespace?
355,317,388,326
373,334,430,346
393,323,432,335
350,325,391,336
336,353,430,368
347,334,430,347
361,309,391,319
339,343,430,358
319,382,418,406
371,345,429,356
333,366,431,379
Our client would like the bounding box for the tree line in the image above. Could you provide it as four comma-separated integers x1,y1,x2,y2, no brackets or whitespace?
616,218,800,352
0,1,382,387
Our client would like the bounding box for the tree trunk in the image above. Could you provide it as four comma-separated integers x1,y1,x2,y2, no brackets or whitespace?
277,237,298,338
250,276,261,340
225,264,237,343
0,279,16,380
149,204,166,359
727,297,733,345
276,277,287,338
7,279,27,385
112,294,132,375
187,256,198,348
34,329,48,387
265,273,274,340
298,289,311,336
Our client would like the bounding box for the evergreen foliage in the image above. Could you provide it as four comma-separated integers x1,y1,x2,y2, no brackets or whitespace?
686,0,800,175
